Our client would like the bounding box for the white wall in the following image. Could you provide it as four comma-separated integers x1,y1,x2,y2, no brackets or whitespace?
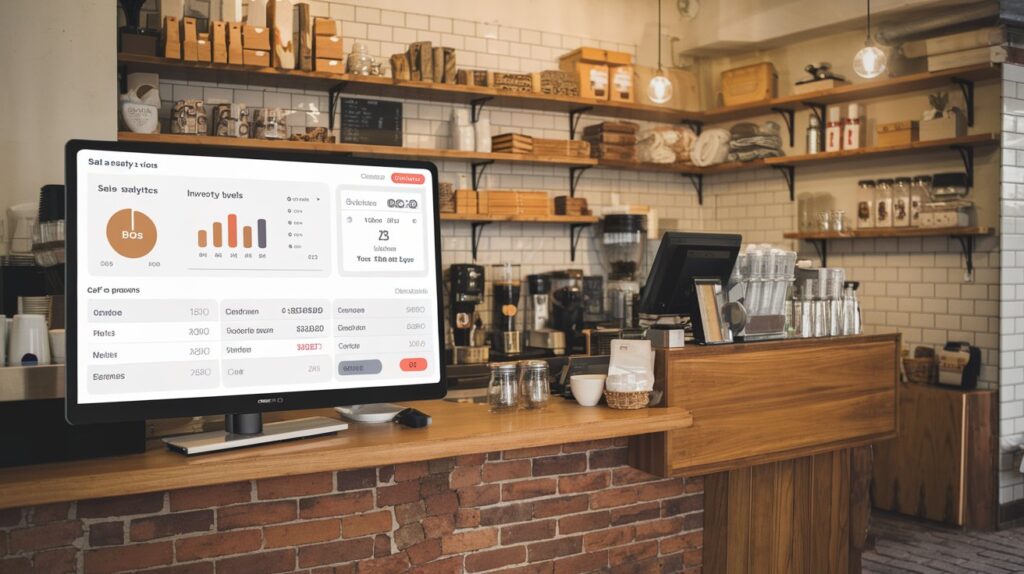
0,0,117,214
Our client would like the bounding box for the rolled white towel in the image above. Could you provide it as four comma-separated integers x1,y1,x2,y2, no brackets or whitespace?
689,128,732,167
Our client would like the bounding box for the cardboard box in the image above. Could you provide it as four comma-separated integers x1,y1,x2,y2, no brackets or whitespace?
197,35,212,62
211,21,228,63
575,63,609,100
228,22,244,65
314,35,344,60
183,41,199,62
243,49,270,67
313,17,342,36
243,25,270,51
610,65,634,102
558,47,610,71
315,58,344,72
605,50,632,66
182,17,198,62
721,62,777,107
920,112,967,141
877,120,919,146
162,16,181,59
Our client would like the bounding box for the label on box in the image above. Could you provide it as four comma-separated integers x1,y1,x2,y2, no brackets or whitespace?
589,68,608,96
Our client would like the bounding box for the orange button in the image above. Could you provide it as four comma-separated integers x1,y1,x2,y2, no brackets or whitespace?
400,358,427,371
391,172,426,185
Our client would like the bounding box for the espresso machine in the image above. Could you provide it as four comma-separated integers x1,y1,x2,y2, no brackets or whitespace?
490,263,523,356
448,264,488,364
601,214,646,328
525,274,565,355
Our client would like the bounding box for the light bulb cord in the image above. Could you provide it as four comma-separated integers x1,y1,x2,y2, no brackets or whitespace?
657,0,663,72
865,0,872,44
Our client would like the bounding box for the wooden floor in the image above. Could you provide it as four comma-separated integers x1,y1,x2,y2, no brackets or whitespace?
864,512,1024,573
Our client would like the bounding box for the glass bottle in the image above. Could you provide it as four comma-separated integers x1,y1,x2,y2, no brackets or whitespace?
892,177,912,227
487,363,519,412
910,175,931,227
807,116,821,155
518,360,550,410
856,180,876,229
875,179,894,228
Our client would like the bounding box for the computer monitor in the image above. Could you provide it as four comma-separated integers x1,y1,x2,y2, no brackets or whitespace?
65,140,445,452
639,232,741,340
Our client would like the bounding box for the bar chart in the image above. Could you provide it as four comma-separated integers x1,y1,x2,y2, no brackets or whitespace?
198,215,268,249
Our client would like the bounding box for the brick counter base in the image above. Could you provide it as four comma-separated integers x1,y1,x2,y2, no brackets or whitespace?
0,438,703,573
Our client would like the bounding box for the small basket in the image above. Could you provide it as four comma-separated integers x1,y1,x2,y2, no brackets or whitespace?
903,357,935,385
604,390,650,410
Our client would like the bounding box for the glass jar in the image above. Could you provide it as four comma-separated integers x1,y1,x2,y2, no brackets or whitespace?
910,175,931,227
892,177,912,227
856,180,875,229
518,360,550,410
875,179,894,228
830,210,846,233
346,42,376,75
487,362,519,412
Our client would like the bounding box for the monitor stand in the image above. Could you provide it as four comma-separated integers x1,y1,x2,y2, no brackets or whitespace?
163,413,348,455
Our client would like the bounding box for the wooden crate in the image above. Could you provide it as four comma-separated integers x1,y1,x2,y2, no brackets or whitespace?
721,62,777,106
454,189,478,214
554,196,589,216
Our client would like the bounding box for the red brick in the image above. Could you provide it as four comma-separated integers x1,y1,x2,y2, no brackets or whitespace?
406,538,442,565
502,478,557,501
584,525,635,550
169,482,251,511
465,545,527,572
0,508,22,527
215,548,295,574
257,472,333,500
394,461,429,482
299,491,374,519
450,465,481,488
175,529,262,561
610,502,661,526
428,458,456,475
0,557,30,574
337,468,377,491
683,511,703,531
561,439,619,453
31,547,77,574
440,528,498,554
501,519,556,544
503,445,562,459
378,466,395,483
684,548,702,567
685,477,704,493
662,494,703,517
588,448,629,469
129,510,212,542
377,481,420,506
84,541,173,574
659,530,702,554
395,523,425,550
608,540,657,566
421,515,455,538
132,564,214,574
533,494,589,518
217,501,296,530
552,550,609,574
635,516,685,540
481,460,533,482
297,538,374,568
636,480,686,502
394,501,426,525
408,556,463,574
358,552,410,574
456,508,480,528
78,492,164,518
419,474,451,497
480,502,533,525
8,520,82,553
88,521,124,547
533,453,587,476
342,511,392,538
612,467,661,486
591,486,638,510
559,510,611,534
657,553,685,573
492,563,553,574
457,484,501,507
265,518,341,547
527,536,582,562
374,534,391,558
29,502,71,525
425,492,459,516
559,471,611,494
455,453,486,466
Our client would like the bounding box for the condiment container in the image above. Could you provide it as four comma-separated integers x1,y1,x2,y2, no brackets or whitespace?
825,106,843,152
806,116,821,155
842,103,864,150
518,360,550,410
487,362,519,412
875,179,894,227
892,177,912,227
856,180,876,229
910,175,930,227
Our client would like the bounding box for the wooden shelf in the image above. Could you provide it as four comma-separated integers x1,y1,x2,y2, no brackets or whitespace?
783,226,992,241
117,132,597,168
764,133,998,167
441,213,598,224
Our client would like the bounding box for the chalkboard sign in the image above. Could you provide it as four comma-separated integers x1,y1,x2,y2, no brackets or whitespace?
339,98,403,146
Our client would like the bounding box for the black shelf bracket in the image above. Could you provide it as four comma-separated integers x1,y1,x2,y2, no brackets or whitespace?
470,97,493,123
681,120,703,136
470,222,490,261
955,235,976,278
951,77,975,127
569,223,591,262
471,160,494,191
771,165,796,201
569,166,591,197
684,173,704,205
327,82,347,131
771,107,796,147
568,106,593,139
810,239,828,267
952,145,975,188
802,101,827,147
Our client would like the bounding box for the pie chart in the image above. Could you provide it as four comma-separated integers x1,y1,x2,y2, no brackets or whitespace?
106,208,157,258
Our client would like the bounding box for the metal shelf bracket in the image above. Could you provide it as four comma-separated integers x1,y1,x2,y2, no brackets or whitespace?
681,120,704,136
569,223,591,262
771,165,796,201
951,77,975,127
327,82,347,131
470,97,493,122
952,145,975,188
771,107,796,147
470,222,490,261
684,174,704,205
471,160,494,191
955,235,976,279
810,239,828,267
568,106,593,139
569,166,591,197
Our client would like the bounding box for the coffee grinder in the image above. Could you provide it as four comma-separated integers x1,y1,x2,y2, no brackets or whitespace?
525,274,565,355
448,264,488,364
601,214,647,328
549,269,585,354
490,263,523,356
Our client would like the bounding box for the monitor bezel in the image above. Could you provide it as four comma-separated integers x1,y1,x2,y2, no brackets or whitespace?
65,139,447,425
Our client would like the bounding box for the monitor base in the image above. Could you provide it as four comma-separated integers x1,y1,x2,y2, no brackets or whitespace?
163,416,348,455
336,403,406,423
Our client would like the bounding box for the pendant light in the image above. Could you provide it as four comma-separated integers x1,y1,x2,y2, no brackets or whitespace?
647,0,673,104
853,0,887,79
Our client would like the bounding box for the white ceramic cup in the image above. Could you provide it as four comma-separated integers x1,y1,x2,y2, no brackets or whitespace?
49,328,66,364
8,314,50,366
570,374,607,407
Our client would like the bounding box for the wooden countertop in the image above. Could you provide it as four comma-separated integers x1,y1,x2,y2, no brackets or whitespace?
0,399,692,510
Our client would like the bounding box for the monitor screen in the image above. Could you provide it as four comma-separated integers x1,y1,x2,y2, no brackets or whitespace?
639,232,741,318
65,140,445,424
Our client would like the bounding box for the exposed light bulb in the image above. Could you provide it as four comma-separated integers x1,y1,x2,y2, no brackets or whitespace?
853,44,887,78
648,73,673,104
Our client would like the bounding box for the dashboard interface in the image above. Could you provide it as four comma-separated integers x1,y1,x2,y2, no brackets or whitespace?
74,149,440,405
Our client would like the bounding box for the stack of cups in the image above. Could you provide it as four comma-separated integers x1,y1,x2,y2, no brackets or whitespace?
451,109,475,151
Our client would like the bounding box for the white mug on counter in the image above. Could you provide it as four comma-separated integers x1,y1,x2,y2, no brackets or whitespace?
49,328,65,364
8,314,50,366
570,374,607,407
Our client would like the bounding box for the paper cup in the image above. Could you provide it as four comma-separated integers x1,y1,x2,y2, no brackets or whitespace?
49,329,66,364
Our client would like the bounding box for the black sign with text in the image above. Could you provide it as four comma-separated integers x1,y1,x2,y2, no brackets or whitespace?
339,98,403,147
